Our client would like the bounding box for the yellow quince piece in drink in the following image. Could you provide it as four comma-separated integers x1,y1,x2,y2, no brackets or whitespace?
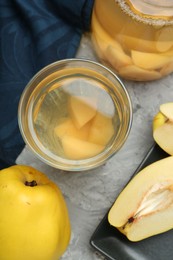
54,118,91,141
69,96,97,129
61,136,105,160
88,111,114,146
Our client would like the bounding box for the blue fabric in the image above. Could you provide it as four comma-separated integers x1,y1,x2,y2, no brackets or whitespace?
0,0,94,168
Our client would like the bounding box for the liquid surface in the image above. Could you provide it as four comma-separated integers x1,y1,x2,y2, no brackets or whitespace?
32,77,120,160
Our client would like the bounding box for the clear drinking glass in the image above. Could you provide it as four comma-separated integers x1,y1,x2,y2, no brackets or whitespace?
18,59,132,171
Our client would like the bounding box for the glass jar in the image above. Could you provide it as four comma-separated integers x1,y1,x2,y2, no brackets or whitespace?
91,0,173,81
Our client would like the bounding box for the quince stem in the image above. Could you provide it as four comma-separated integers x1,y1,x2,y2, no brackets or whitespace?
25,180,37,187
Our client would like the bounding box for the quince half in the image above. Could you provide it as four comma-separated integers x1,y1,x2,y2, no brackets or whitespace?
153,102,173,155
108,156,173,241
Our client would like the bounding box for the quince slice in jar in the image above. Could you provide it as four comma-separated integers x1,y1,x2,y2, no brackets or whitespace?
131,50,173,70
106,46,132,70
162,49,173,57
117,34,157,53
118,65,161,81
156,26,173,52
160,61,173,76
91,11,122,57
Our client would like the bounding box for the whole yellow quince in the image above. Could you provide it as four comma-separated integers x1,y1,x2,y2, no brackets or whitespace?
0,165,71,260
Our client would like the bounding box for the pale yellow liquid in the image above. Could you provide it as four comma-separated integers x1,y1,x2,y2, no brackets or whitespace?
91,0,173,81
32,77,120,160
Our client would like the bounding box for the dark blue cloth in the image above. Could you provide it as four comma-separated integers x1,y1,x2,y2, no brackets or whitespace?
0,0,94,168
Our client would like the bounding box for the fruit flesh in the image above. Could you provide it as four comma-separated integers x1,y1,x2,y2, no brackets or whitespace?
131,50,173,70
54,118,91,141
160,103,173,120
69,96,97,129
153,122,173,155
106,46,132,70
152,112,166,131
108,156,173,241
160,61,173,76
61,136,105,160
88,112,114,146
118,65,161,81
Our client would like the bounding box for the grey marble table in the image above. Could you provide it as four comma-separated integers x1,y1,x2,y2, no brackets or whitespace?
16,33,173,260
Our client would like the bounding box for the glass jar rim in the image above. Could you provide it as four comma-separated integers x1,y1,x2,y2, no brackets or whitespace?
116,0,173,26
